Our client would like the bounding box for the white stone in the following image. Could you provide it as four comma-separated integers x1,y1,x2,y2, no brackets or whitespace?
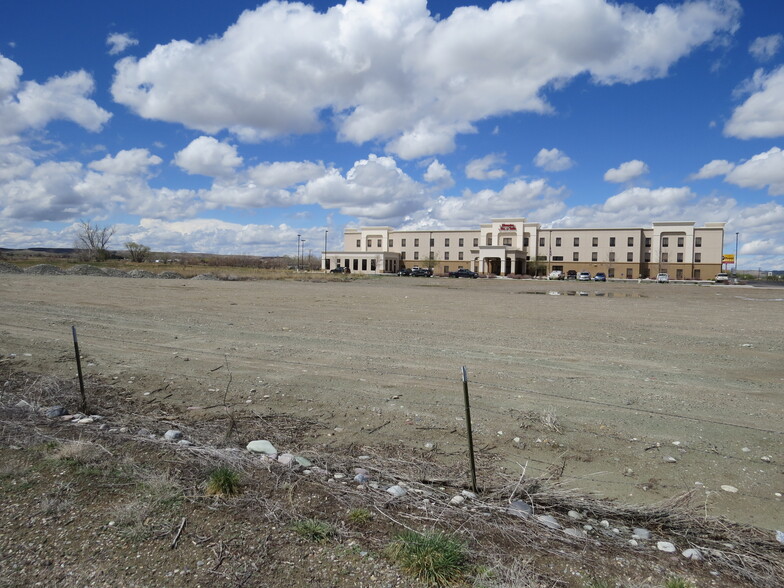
277,453,295,465
632,528,651,540
563,528,584,538
567,510,582,520
164,430,183,441
450,495,465,506
683,548,703,560
720,485,738,493
536,514,561,530
657,541,677,553
461,490,477,499
246,440,277,455
387,485,406,497
663,455,678,463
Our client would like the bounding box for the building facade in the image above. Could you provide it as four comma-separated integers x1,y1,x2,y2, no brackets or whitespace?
322,218,726,280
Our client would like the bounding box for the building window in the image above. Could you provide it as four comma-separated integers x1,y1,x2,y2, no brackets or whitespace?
362,259,367,270
677,253,683,262
573,252,579,261
429,251,434,259
645,237,651,247
552,256,563,261
370,259,376,271
388,239,393,247
694,269,701,279
644,252,651,262
459,238,464,247
524,237,529,246
486,234,492,245
356,240,361,247
626,237,633,246
695,252,701,262
401,238,406,247
377,239,382,248
662,237,669,247
414,251,419,260
627,252,633,262
444,252,450,260
608,267,615,278
539,237,545,247
414,238,419,247
445,238,450,246
574,237,580,247
444,266,449,274
592,237,598,247
695,237,702,247
662,252,669,262
609,237,616,246
555,237,562,246
367,239,372,247
430,238,434,247
609,252,615,262
353,259,358,270
503,237,512,246
473,238,479,247
592,252,598,261
458,252,464,260
676,237,683,247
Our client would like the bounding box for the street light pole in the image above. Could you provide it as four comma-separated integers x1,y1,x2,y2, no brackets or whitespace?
297,234,300,271
301,239,306,271
735,232,739,280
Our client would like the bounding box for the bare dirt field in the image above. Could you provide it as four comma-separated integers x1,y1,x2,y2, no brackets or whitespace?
1,273,781,533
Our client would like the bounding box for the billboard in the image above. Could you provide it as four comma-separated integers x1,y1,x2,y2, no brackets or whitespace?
722,254,735,264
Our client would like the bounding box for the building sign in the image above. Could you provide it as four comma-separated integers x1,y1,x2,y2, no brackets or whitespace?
499,224,517,231
722,254,735,264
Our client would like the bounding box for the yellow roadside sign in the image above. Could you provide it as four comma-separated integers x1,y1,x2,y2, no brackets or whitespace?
722,254,735,263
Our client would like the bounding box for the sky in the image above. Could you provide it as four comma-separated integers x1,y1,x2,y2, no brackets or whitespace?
1,0,783,269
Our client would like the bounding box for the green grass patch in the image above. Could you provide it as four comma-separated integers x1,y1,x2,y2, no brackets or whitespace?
205,466,241,497
387,530,469,586
347,507,372,525
291,518,337,543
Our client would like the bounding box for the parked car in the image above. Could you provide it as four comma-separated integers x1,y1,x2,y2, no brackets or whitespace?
593,272,606,282
330,266,348,273
448,268,479,279
577,271,591,281
656,273,669,283
566,270,577,280
410,267,433,277
397,268,412,276
548,270,564,280
714,272,729,284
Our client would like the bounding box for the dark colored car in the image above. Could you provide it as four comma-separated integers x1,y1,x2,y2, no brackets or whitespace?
593,272,607,282
397,268,412,276
330,266,348,273
448,268,479,279
410,267,433,277
566,270,577,280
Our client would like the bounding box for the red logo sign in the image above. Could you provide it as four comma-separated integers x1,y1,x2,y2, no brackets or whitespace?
499,224,517,231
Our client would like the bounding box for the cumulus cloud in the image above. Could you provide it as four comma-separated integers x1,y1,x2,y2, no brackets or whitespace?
106,32,139,55
533,148,574,172
89,148,162,176
749,34,783,62
603,159,649,183
423,159,454,187
0,55,111,138
689,159,735,180
111,0,740,158
174,136,243,177
465,153,505,180
725,66,784,139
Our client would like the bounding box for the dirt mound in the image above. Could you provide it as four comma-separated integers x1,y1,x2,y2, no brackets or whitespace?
0,261,24,274
102,268,130,278
66,264,108,276
127,269,157,279
190,273,220,280
157,271,184,279
24,264,65,275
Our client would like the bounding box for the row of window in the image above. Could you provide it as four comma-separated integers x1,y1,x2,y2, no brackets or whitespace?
553,252,701,262
360,235,703,249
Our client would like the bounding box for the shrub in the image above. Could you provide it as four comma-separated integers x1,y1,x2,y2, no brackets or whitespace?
347,508,372,525
291,518,336,543
387,530,469,586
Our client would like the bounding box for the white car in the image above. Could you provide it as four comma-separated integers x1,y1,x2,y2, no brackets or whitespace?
714,273,730,284
548,270,564,280
577,271,591,281
656,273,669,283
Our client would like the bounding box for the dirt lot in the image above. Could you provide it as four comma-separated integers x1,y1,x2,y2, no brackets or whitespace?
1,273,781,532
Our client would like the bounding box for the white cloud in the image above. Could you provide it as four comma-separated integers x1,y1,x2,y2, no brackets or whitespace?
533,148,574,172
465,153,505,180
725,66,784,139
0,55,111,138
111,0,740,159
107,32,139,56
423,159,454,187
89,148,162,176
749,34,783,62
603,159,649,183
724,147,784,195
689,159,735,180
174,136,243,177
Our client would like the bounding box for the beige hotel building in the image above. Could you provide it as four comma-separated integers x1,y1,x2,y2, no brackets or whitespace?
322,218,726,280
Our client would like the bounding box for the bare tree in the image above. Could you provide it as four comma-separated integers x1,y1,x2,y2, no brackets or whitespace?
125,241,150,263
74,220,115,261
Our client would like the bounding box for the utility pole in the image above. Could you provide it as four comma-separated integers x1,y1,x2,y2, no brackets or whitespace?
324,229,328,272
735,232,739,280
297,234,301,271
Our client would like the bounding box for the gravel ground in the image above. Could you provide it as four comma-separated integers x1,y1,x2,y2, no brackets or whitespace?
0,273,782,531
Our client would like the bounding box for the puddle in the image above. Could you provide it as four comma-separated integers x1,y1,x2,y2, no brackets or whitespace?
522,291,647,298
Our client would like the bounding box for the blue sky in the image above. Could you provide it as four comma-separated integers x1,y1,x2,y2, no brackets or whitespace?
1,0,783,268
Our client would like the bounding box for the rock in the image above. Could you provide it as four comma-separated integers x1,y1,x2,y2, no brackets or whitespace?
536,514,561,530
77,417,95,424
563,527,585,538
333,473,346,479
632,528,651,540
663,455,678,463
628,539,638,547
386,485,406,497
450,495,466,506
45,406,67,418
720,485,738,493
354,473,369,484
776,530,784,544
277,453,295,466
294,456,312,467
246,440,277,455
600,520,610,528
761,456,771,463
164,430,183,441
683,548,703,560
137,428,151,437
461,490,477,499
567,510,582,520
353,467,369,475
15,400,32,409
508,500,532,518
657,541,677,553
177,440,193,446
